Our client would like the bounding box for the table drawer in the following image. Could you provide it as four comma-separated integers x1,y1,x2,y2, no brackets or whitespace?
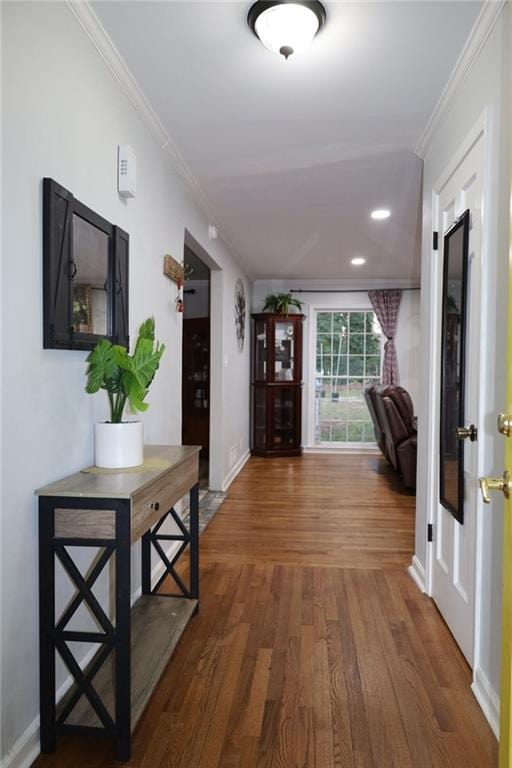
131,454,199,541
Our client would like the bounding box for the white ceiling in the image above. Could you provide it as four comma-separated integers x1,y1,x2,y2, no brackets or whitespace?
93,1,482,281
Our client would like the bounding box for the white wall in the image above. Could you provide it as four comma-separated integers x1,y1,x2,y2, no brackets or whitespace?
414,3,511,729
0,3,251,764
395,291,421,408
253,279,421,447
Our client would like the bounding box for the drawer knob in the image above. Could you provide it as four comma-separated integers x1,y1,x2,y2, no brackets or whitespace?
151,501,160,511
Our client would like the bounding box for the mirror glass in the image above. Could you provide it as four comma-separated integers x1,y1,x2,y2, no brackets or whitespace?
72,214,110,336
440,213,469,524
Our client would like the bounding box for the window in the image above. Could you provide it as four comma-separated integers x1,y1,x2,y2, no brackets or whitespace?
314,310,382,444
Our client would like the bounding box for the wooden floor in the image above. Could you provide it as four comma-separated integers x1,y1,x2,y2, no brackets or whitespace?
34,454,498,768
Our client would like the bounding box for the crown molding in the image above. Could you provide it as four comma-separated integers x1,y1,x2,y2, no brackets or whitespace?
65,1,254,279
415,0,505,160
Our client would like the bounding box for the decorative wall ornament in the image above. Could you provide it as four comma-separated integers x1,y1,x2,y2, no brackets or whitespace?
163,254,185,284
163,255,194,313
234,278,246,353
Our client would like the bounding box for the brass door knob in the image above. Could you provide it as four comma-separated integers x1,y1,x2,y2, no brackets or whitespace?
498,412,512,437
479,470,512,504
456,425,478,442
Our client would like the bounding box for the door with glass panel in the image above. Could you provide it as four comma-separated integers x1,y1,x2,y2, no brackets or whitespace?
314,310,382,446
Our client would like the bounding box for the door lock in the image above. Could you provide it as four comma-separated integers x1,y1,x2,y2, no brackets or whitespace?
498,412,512,437
456,424,478,442
479,470,512,504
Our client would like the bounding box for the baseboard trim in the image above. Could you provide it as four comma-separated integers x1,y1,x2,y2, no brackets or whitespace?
0,720,40,768
0,543,180,768
303,445,380,455
472,665,500,739
408,555,427,593
222,450,250,492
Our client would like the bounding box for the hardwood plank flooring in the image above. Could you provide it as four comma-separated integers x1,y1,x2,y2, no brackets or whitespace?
33,454,498,767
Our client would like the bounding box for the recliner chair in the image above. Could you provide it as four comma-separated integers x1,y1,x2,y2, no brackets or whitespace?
374,387,409,472
364,384,386,456
387,386,416,436
365,383,417,490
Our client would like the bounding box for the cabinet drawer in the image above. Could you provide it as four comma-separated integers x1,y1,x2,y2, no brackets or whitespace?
131,454,199,542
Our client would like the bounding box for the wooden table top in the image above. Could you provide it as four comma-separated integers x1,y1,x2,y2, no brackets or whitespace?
35,445,201,500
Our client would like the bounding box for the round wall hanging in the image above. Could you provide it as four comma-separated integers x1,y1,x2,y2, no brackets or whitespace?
234,278,246,353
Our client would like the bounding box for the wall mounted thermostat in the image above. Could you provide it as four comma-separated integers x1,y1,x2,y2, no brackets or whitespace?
118,145,136,198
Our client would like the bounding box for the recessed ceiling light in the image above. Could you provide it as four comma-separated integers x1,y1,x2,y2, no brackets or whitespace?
351,257,366,266
371,209,391,220
247,1,326,60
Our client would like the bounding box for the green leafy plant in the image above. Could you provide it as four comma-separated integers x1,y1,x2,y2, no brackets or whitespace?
262,292,303,315
85,317,165,423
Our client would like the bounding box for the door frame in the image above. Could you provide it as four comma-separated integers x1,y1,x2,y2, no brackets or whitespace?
498,144,512,766
423,109,494,717
183,230,224,491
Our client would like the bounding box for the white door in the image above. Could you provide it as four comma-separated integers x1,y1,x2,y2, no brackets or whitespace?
431,126,484,665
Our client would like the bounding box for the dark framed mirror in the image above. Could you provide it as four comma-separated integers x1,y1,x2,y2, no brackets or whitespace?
439,209,470,524
43,178,129,350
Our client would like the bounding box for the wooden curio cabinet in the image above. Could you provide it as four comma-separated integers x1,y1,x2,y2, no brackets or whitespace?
251,313,304,457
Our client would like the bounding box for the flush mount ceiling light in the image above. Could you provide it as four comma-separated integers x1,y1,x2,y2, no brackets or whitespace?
371,208,391,220
351,257,366,266
248,1,326,60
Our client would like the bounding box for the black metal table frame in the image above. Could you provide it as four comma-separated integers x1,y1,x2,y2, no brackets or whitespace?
38,483,199,761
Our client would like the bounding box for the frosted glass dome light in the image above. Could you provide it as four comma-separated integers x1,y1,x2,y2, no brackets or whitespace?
248,2,326,60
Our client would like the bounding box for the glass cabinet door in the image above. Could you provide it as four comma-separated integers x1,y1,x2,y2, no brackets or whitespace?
271,387,296,449
274,321,295,381
254,319,267,381
253,386,267,450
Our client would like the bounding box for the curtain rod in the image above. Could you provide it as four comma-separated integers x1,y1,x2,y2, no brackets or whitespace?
290,287,420,294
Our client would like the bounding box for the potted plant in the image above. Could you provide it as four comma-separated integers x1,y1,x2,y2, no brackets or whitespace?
262,291,303,315
85,317,165,468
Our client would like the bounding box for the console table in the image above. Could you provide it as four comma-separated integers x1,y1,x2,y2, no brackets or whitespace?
36,444,201,761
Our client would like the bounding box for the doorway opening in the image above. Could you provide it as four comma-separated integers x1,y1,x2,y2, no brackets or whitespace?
182,244,211,489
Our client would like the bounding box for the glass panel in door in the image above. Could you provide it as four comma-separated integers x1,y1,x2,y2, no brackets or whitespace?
274,322,295,381
272,388,295,448
253,387,266,450
255,320,267,380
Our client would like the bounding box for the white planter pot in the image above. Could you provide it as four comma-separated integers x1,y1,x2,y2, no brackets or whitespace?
94,421,144,469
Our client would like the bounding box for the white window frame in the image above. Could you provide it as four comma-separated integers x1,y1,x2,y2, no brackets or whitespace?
305,306,383,451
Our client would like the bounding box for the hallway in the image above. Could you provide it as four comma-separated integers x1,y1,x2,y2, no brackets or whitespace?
35,454,497,768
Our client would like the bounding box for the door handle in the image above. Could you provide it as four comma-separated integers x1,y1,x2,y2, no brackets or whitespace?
456,424,477,441
479,470,512,504
498,412,512,437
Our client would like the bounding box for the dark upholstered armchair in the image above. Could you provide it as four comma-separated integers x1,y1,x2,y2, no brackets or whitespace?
363,384,386,456
364,383,417,490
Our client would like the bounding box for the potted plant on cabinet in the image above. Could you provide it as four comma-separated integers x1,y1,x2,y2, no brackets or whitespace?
262,291,303,315
85,317,165,468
